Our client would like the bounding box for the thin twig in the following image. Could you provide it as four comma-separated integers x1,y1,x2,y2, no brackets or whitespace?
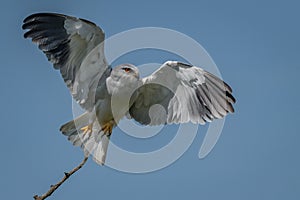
33,156,89,200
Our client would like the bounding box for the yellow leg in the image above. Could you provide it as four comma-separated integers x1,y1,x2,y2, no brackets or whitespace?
80,123,93,135
101,120,115,136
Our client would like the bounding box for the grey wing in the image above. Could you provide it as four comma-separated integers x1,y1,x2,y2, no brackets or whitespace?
129,61,236,125
22,13,111,111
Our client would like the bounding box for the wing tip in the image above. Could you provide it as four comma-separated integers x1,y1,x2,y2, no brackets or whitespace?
23,12,66,23
226,90,236,104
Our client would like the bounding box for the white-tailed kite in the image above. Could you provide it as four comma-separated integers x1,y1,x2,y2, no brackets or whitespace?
22,13,235,165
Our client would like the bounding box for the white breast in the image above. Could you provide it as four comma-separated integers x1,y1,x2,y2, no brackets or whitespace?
105,76,140,123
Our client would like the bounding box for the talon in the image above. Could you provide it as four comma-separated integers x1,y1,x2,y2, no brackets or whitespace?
101,121,115,136
81,124,93,135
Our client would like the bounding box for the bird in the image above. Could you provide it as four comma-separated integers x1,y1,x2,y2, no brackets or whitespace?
22,13,236,165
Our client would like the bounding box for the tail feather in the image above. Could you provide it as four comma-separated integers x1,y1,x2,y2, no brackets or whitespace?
60,112,90,136
60,112,110,165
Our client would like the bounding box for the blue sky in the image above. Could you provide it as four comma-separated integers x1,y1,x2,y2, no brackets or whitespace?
0,0,299,199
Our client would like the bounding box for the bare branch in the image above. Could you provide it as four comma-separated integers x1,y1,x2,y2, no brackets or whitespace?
33,156,89,200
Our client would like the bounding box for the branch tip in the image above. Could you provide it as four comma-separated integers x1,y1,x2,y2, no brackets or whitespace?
33,156,89,200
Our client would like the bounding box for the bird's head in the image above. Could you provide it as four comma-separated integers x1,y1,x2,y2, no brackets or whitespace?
111,64,140,82
107,64,141,106
107,64,141,96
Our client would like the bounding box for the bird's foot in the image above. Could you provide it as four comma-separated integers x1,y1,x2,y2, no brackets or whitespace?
101,120,115,136
81,123,93,135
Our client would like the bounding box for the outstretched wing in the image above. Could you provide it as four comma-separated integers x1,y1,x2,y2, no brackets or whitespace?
22,13,111,111
129,61,236,125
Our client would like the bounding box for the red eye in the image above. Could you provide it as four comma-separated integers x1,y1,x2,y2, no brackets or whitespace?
123,67,131,73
